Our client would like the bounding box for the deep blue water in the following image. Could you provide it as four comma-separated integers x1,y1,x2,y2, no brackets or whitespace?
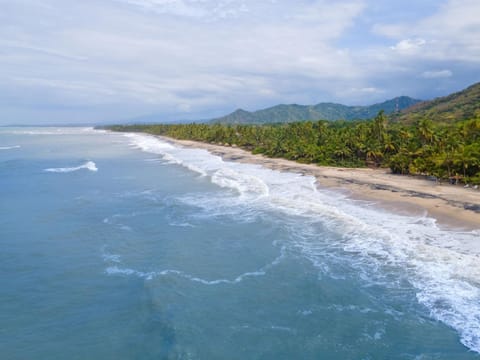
1,127,479,359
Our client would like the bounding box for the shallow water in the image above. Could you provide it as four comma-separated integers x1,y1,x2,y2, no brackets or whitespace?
1,127,479,359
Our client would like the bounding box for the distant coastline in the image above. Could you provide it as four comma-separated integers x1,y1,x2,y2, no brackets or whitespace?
154,134,480,230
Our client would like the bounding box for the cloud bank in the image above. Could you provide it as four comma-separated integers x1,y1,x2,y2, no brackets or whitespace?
1,0,479,124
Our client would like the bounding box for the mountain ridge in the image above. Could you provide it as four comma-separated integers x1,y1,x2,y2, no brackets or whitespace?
210,96,422,124
392,82,480,123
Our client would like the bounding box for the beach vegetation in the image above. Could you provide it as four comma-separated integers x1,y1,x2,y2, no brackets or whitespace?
106,116,480,185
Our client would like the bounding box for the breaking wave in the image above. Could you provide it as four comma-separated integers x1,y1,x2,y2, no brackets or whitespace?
105,246,286,285
44,161,98,173
122,131,480,353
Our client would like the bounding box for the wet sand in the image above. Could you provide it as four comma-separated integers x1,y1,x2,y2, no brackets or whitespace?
159,136,480,230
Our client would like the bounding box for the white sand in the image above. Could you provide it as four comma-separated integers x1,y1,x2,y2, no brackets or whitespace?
161,136,480,230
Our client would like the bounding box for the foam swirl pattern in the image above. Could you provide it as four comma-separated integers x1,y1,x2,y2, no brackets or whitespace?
126,132,480,354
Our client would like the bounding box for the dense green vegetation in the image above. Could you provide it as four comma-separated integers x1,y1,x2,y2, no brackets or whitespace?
211,96,420,124
106,112,480,185
392,82,480,124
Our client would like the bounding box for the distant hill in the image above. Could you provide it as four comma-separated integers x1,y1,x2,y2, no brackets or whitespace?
392,82,480,124
210,96,421,124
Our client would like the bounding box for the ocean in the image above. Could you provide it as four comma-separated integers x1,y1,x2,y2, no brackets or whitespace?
1,127,479,359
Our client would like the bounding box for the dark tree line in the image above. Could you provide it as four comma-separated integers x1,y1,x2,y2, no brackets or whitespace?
106,112,480,185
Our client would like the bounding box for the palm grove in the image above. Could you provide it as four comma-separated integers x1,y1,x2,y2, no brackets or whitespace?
107,112,480,185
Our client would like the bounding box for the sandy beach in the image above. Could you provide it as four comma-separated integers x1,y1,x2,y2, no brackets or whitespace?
158,136,480,230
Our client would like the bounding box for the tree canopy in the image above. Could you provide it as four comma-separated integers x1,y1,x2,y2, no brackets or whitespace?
106,114,480,185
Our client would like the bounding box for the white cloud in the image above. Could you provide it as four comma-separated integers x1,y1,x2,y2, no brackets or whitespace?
291,1,364,24
0,40,88,62
359,87,382,93
1,0,479,124
421,69,453,79
391,38,426,52
0,0,366,110
112,0,249,19
375,0,480,62
177,103,192,112
342,86,384,98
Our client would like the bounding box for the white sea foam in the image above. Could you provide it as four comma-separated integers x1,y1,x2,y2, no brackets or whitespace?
105,266,269,285
106,266,157,280
125,132,480,353
102,253,122,263
298,310,313,316
103,213,140,232
211,168,269,197
44,161,98,173
105,246,286,286
101,246,122,264
5,127,98,136
0,145,21,150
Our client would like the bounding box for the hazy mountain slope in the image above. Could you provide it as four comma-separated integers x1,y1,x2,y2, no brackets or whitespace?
392,82,480,123
211,96,421,124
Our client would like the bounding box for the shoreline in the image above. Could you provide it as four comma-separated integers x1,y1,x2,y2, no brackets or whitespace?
157,135,480,230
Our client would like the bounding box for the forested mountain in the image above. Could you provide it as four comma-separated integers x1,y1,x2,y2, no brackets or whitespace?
392,82,480,124
211,96,421,124
106,82,480,185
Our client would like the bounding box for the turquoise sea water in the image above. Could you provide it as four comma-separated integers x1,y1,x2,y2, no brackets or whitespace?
1,127,479,359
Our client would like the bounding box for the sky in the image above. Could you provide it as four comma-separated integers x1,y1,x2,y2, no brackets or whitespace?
1,0,480,125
